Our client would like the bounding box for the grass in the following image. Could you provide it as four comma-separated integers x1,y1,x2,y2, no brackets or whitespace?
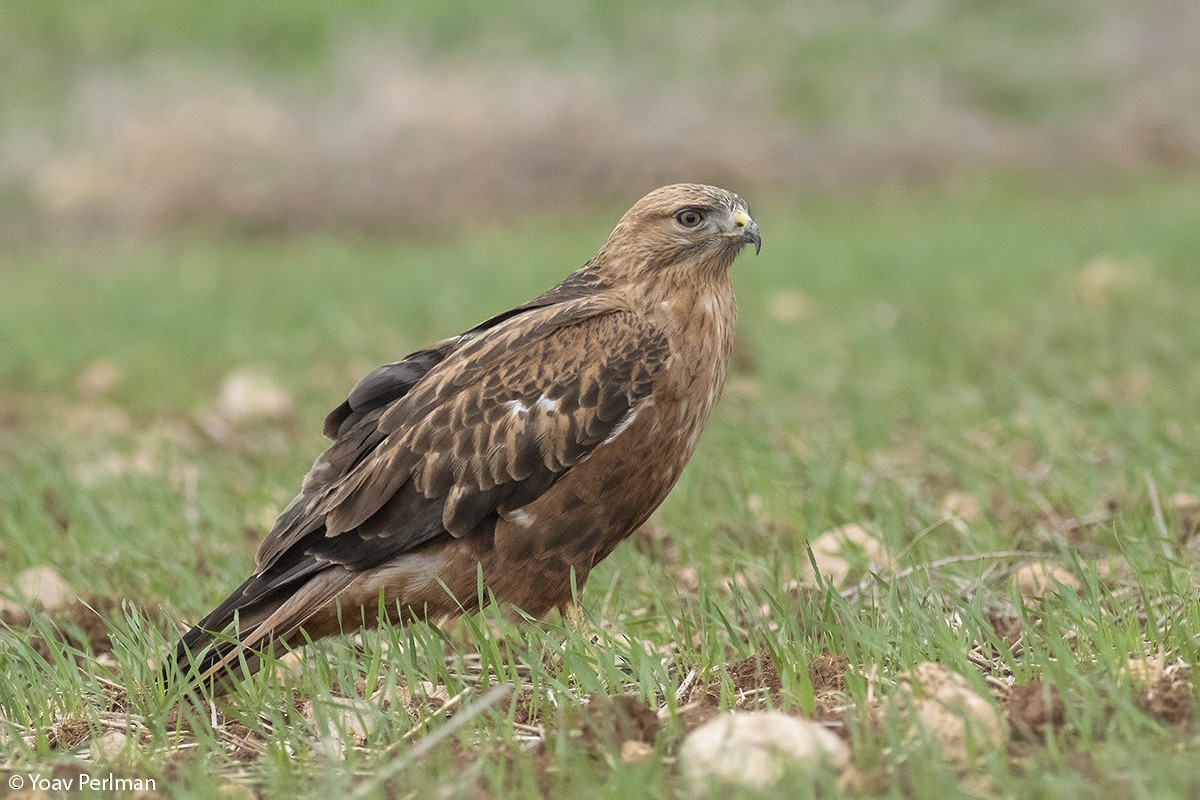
1,173,1199,796
0,0,1107,124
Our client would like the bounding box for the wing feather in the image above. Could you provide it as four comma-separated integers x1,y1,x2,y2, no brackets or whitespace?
250,301,669,593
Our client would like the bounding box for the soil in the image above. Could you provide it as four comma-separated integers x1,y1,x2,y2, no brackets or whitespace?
1133,671,1193,727
1007,680,1067,742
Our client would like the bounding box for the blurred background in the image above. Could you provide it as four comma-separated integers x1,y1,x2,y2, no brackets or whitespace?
2,0,1198,243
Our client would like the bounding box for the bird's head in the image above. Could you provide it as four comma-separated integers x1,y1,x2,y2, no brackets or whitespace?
596,184,761,279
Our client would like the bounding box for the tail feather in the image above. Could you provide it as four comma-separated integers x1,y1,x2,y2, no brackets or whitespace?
166,566,356,692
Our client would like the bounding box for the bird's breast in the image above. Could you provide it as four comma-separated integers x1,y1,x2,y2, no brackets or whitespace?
489,280,736,579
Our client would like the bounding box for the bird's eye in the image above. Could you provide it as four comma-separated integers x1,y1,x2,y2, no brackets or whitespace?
675,209,704,228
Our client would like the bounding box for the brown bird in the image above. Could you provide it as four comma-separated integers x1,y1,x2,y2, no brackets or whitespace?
169,183,760,686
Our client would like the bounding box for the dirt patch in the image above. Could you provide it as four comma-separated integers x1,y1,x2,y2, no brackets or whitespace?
810,652,849,694
991,615,1023,649
677,692,722,733
684,650,850,732
14,595,156,661
1061,750,1135,798
555,693,660,754
501,688,539,727
808,653,851,728
726,653,784,706
1007,680,1067,742
1130,664,1193,727
729,651,848,703
223,719,271,763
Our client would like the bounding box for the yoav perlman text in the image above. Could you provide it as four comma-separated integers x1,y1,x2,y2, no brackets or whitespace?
9,772,157,792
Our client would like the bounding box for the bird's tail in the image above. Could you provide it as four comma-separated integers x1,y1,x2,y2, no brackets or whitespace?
165,568,355,693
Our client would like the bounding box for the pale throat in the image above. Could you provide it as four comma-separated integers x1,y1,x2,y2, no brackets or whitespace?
636,261,736,338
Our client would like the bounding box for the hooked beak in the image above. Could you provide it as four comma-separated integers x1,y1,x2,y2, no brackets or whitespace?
743,219,762,255
729,209,762,255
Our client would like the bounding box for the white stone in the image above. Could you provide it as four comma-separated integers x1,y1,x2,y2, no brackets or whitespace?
802,523,895,588
679,711,850,791
1014,562,1081,598
303,697,382,760
216,369,292,423
89,730,129,761
894,662,1007,766
0,567,76,620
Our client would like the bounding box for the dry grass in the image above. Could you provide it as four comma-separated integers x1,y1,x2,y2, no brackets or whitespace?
2,2,1200,242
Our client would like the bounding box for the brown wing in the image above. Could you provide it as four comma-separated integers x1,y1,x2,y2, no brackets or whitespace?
323,262,615,440
245,301,669,604
172,300,668,682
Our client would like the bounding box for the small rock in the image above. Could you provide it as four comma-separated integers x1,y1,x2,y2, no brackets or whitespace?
33,155,116,213
1014,562,1081,599
17,567,75,611
746,494,764,516
1173,493,1200,513
894,662,1007,766
803,523,895,588
769,291,814,324
276,649,308,675
1094,556,1131,582
216,783,257,800
1174,493,1200,539
76,361,122,396
679,711,850,791
1126,654,1167,687
1075,258,1137,310
216,369,293,424
89,731,128,761
303,697,381,754
0,567,77,621
673,566,700,593
309,735,347,761
940,491,980,522
1126,655,1192,725
372,680,450,708
620,739,655,763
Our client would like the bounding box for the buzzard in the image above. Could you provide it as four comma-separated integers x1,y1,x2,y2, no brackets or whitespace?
169,183,760,686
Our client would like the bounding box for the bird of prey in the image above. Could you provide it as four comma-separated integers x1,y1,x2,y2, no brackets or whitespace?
169,183,760,686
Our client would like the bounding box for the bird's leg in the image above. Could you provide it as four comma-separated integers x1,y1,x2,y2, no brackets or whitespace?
559,601,586,635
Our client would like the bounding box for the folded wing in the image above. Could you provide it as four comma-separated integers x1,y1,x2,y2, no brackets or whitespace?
174,299,669,679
